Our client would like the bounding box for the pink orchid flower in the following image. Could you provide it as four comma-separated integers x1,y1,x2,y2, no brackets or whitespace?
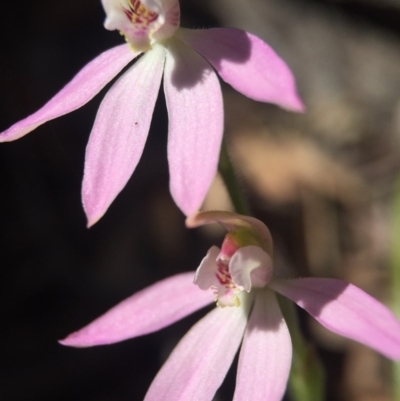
61,211,400,401
0,0,303,227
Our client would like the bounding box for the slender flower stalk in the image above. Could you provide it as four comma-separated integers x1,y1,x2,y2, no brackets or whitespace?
0,0,303,226
60,211,400,401
219,139,325,401
218,139,251,216
390,176,400,400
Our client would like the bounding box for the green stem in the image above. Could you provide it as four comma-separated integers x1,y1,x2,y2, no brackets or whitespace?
218,139,250,215
278,295,326,401
390,177,400,401
218,139,326,401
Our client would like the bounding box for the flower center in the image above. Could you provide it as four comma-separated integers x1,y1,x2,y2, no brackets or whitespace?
215,260,234,287
212,259,243,308
123,0,159,29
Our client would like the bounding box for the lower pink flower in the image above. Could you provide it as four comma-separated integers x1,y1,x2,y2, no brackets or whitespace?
60,211,400,401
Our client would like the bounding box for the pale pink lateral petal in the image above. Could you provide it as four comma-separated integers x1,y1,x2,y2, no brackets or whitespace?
0,45,137,142
270,278,400,360
164,40,223,216
153,0,181,41
193,246,221,290
178,28,304,112
60,272,212,347
234,290,292,401
229,245,273,291
102,0,133,31
144,297,250,401
82,45,165,227
121,0,180,36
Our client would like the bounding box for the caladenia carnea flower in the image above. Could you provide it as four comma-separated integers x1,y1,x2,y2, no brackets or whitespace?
0,0,304,227
60,211,400,401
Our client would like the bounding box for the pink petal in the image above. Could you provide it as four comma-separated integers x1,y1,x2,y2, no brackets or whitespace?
0,45,137,142
144,299,250,401
270,278,400,360
60,272,212,347
177,28,304,112
163,40,223,216
234,290,292,401
82,45,165,227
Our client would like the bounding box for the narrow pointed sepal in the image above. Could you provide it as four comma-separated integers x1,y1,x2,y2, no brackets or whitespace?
144,298,250,401
234,290,292,401
270,278,400,360
82,46,165,227
164,40,223,216
178,28,304,112
0,45,138,142
60,272,212,347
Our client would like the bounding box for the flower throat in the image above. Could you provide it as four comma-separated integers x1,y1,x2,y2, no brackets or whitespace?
124,0,158,28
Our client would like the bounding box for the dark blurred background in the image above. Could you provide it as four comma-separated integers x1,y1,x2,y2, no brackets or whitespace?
1,0,400,400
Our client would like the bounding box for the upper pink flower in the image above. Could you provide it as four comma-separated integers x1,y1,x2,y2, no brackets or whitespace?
0,0,304,227
60,211,400,401
102,0,180,52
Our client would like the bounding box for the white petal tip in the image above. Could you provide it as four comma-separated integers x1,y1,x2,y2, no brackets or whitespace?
58,334,95,348
84,206,106,228
287,97,306,113
58,337,78,347
86,218,99,229
279,92,305,113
